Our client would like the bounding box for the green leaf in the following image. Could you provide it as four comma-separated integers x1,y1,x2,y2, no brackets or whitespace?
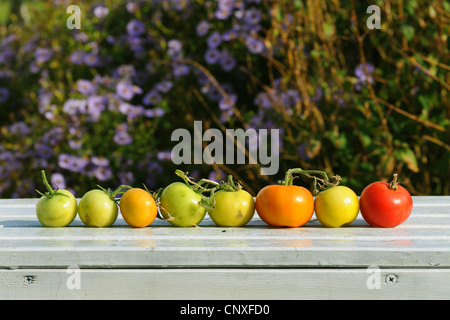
323,22,334,38
400,24,415,41
394,148,419,173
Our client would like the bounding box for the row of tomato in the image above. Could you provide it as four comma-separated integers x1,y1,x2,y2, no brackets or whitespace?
35,168,413,229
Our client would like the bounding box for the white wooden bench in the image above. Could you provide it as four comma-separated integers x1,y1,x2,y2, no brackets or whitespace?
0,196,449,300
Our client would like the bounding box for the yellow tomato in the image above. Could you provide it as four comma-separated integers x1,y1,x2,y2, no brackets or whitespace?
207,189,255,227
314,186,359,227
119,188,158,228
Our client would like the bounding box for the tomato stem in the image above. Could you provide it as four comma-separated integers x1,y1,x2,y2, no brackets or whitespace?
36,170,56,198
388,173,399,190
175,170,219,193
97,184,132,204
281,168,341,195
219,175,243,192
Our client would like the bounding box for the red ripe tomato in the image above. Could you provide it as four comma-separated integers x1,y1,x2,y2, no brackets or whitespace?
360,174,413,228
255,185,314,228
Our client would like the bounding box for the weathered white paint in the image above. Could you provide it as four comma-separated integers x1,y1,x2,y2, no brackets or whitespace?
0,196,449,299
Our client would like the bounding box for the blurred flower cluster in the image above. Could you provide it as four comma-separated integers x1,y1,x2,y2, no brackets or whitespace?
0,0,449,197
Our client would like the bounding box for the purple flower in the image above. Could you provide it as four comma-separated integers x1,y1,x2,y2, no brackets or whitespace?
281,89,300,108
155,80,173,93
196,21,210,36
204,48,221,64
77,79,97,96
0,87,9,103
219,94,237,110
0,48,14,64
68,140,82,150
50,173,66,189
143,90,162,106
167,39,182,57
35,143,54,159
34,48,52,63
113,123,133,145
127,19,145,37
354,63,375,84
245,36,265,54
72,156,89,172
85,96,106,121
207,31,222,48
208,169,226,182
215,0,234,20
87,95,106,111
93,166,113,181
70,50,85,65
128,105,145,120
58,153,73,169
219,50,236,71
118,171,135,185
118,102,133,114
144,108,165,118
244,8,262,25
215,7,232,20
63,99,87,115
93,5,109,19
254,92,272,108
173,64,189,77
126,2,139,13
9,122,31,136
116,81,135,100
157,150,172,161
84,53,101,66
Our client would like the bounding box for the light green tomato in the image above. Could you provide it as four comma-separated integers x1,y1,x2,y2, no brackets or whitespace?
159,182,206,227
36,189,78,227
78,189,118,227
208,189,255,227
314,186,360,227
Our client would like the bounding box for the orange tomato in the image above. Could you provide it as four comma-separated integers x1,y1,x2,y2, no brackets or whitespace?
255,185,314,227
119,188,158,228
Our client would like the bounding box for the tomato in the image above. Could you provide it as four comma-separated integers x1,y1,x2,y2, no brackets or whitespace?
119,188,157,228
35,170,77,227
159,182,207,227
360,174,413,228
78,185,129,227
255,185,314,227
207,188,255,227
314,186,359,227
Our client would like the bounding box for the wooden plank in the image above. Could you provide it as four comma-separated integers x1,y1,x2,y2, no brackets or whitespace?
1,268,449,300
0,196,448,269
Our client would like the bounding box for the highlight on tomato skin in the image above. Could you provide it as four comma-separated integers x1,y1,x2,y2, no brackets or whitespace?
359,173,413,228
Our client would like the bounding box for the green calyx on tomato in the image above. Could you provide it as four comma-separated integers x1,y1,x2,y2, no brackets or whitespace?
35,170,78,227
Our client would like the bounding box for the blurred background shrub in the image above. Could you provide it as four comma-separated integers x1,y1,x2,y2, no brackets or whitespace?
0,0,448,197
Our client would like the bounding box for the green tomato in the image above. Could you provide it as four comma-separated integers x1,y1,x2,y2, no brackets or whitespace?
314,186,360,227
159,182,206,227
36,189,78,227
208,189,255,227
78,189,118,227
